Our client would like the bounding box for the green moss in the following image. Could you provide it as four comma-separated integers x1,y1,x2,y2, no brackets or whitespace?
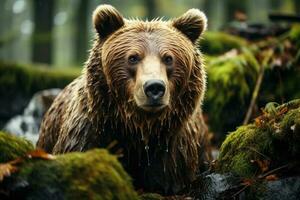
6,149,139,200
0,61,80,96
289,24,300,43
203,27,300,141
0,130,138,199
217,99,300,177
217,125,273,177
204,48,259,138
0,131,34,163
200,31,247,55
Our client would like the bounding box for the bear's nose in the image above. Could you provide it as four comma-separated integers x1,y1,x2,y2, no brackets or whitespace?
143,80,166,100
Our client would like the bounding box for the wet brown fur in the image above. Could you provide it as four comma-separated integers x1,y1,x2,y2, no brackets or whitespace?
37,5,211,194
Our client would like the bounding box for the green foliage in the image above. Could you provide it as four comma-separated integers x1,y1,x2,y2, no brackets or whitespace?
217,99,300,177
0,131,34,163
3,149,139,200
0,61,80,96
200,32,247,55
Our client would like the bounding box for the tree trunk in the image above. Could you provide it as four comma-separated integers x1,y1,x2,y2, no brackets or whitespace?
295,0,300,14
226,0,248,21
75,0,88,65
32,0,54,64
144,0,157,20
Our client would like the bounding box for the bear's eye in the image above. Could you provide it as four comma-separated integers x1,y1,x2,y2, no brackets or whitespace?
163,55,173,65
128,55,140,64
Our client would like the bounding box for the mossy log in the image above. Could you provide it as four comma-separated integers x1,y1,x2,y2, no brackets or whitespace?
0,132,138,200
0,62,80,96
200,31,247,55
217,99,300,177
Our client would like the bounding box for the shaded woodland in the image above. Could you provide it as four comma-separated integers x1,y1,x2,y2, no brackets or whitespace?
0,0,300,199
0,0,299,66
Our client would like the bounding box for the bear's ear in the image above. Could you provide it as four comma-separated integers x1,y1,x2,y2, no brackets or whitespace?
172,9,207,43
93,5,124,39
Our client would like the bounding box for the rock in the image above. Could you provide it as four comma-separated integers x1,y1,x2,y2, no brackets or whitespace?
0,131,138,200
211,99,300,199
190,173,300,200
189,173,241,200
217,99,300,177
262,176,300,200
4,89,61,144
0,131,34,163
203,25,300,144
0,148,138,200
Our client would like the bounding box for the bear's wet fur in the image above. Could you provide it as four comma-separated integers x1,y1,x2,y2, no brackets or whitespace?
37,5,211,194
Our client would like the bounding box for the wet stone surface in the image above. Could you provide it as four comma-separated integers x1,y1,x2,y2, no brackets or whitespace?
4,89,60,144
189,173,300,200
262,176,300,200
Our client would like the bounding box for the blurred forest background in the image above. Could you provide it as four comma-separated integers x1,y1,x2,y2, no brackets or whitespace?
0,0,299,66
0,1,300,198
0,0,299,145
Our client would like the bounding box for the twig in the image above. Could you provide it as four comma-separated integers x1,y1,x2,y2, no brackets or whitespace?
258,163,290,179
246,146,271,160
232,185,249,198
243,63,265,125
243,50,273,125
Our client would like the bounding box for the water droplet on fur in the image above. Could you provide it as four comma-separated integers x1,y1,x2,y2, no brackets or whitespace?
145,145,150,166
165,138,169,153
141,132,144,141
291,124,296,131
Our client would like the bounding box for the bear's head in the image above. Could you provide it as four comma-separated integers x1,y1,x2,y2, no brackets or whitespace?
91,5,207,120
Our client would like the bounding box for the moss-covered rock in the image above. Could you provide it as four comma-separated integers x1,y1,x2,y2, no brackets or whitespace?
203,25,300,142
204,50,258,141
1,149,139,200
0,61,80,96
216,99,300,177
0,131,34,163
204,48,259,141
200,31,247,55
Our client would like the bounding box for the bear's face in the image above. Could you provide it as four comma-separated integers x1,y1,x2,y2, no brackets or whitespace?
93,5,207,113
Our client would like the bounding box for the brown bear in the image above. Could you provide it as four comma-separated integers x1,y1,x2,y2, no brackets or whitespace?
37,4,211,194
